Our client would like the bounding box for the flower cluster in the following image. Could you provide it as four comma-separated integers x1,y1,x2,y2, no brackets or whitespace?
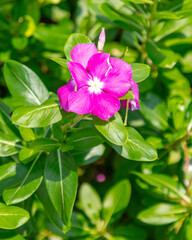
58,29,140,120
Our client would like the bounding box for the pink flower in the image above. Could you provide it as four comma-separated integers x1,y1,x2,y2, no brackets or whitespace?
122,79,140,111
57,43,132,120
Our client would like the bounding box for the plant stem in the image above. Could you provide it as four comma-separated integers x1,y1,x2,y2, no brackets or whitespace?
61,114,84,132
124,100,129,126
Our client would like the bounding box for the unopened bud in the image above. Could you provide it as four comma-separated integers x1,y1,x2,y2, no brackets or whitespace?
97,28,105,52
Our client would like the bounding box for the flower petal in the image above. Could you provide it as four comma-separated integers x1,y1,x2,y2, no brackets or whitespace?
68,87,93,114
87,53,110,79
102,68,132,98
67,62,90,88
57,78,76,111
110,57,132,78
122,79,140,111
71,43,98,68
92,92,120,120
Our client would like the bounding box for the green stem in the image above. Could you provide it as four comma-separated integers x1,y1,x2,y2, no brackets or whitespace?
124,100,129,126
62,114,84,132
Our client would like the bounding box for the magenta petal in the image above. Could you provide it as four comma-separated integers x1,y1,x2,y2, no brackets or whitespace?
122,79,140,111
110,57,132,79
92,92,120,120
71,43,98,68
68,87,93,114
57,78,76,111
87,53,110,79
67,62,90,88
102,68,132,98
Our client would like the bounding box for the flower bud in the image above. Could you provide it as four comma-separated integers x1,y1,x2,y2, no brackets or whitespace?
97,28,105,52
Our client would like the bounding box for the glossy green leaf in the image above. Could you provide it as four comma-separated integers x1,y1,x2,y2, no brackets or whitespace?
153,18,191,42
121,0,153,3
146,40,178,69
0,203,29,229
72,144,105,166
0,230,25,240
34,20,73,52
131,63,151,83
52,124,64,141
0,100,20,138
140,93,170,131
11,98,62,128
4,60,49,105
119,90,134,100
64,33,92,61
0,163,27,196
132,172,191,204
30,138,60,152
19,127,35,141
113,226,147,240
69,127,104,151
52,58,68,68
111,127,158,161
168,96,186,130
100,3,144,32
79,183,102,224
19,147,39,164
137,203,187,225
102,179,131,227
93,112,128,146
0,132,20,157
3,154,44,205
45,150,78,226
37,180,69,232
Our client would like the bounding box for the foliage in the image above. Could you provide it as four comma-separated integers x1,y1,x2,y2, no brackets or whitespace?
0,0,192,239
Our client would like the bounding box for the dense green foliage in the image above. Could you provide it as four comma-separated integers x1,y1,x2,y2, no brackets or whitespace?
0,0,192,239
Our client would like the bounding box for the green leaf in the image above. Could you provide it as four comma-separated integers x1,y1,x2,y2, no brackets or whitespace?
11,98,62,128
140,93,170,131
110,127,158,161
19,127,35,141
0,132,20,157
131,63,151,83
3,154,44,205
119,90,134,100
37,180,69,232
100,3,144,32
52,124,64,141
137,203,187,225
121,0,153,4
0,163,27,196
102,179,131,227
34,20,72,52
45,150,78,226
79,183,102,224
72,144,105,166
153,18,191,42
0,230,25,240
93,112,128,146
30,138,60,152
132,172,191,204
19,147,39,164
146,40,179,69
52,58,68,68
64,33,92,61
168,96,186,130
0,203,29,229
4,60,49,105
69,127,104,151
113,226,147,240
0,100,20,138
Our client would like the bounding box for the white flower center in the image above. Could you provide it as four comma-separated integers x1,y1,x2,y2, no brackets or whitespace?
88,77,104,94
